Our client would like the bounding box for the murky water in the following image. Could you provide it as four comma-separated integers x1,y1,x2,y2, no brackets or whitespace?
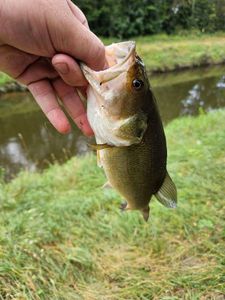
1,65,225,180
151,65,225,122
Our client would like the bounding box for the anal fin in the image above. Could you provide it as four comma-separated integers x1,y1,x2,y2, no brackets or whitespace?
141,206,150,222
154,172,177,208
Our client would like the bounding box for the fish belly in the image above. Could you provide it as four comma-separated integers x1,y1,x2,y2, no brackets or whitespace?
99,124,167,210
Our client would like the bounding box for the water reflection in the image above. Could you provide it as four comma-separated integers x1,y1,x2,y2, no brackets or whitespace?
181,84,204,116
1,65,225,180
0,93,93,179
216,75,225,89
153,67,225,122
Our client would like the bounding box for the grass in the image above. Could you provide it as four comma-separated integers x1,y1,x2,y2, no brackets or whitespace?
0,73,13,87
0,109,225,299
104,33,225,73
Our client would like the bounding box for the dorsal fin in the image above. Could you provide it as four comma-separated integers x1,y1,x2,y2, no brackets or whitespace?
154,172,177,208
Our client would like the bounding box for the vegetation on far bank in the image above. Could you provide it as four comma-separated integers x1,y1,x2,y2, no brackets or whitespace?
0,109,224,299
75,0,225,38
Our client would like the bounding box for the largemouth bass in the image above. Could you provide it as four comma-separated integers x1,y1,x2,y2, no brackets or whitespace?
81,41,177,221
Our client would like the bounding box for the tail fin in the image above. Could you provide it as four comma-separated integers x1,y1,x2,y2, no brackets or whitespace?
155,172,177,208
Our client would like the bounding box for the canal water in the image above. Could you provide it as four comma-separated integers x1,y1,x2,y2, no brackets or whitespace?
1,65,225,180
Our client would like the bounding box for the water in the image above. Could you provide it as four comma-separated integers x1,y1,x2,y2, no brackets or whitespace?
151,65,225,122
0,93,91,180
1,65,225,180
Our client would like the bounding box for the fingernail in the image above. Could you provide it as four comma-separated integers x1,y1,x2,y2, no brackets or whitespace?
54,63,69,75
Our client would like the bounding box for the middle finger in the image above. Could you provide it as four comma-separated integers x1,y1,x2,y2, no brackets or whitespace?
53,78,93,136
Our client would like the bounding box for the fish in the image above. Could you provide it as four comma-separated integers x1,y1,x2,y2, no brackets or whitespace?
81,41,177,221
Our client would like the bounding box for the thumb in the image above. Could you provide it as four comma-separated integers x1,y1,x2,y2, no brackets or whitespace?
49,9,106,71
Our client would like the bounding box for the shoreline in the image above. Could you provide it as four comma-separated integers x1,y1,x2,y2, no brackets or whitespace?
149,60,225,75
1,61,225,95
0,81,27,95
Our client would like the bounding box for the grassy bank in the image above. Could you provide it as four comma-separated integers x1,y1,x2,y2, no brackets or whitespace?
104,33,225,73
0,73,12,87
1,33,225,87
137,33,225,72
0,110,225,299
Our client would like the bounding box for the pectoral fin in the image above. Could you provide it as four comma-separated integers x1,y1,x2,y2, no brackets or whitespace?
155,172,177,208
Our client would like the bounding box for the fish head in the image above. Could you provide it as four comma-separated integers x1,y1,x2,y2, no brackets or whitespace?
81,41,151,146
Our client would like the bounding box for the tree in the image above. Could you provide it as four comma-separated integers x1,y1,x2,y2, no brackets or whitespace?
73,0,225,37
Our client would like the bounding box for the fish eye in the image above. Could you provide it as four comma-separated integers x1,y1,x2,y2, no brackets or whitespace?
132,79,144,91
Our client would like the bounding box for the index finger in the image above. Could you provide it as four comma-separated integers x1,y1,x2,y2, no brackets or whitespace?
66,1,90,29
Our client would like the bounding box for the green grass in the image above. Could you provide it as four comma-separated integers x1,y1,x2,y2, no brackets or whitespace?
0,73,13,86
104,33,225,73
0,109,225,299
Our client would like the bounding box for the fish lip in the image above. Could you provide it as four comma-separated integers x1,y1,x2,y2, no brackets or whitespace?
82,41,136,73
81,65,102,95
80,41,136,91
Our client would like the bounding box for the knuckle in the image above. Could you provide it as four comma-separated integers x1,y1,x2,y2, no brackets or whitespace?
0,46,25,77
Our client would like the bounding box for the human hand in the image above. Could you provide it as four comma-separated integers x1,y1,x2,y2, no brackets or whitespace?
0,0,106,135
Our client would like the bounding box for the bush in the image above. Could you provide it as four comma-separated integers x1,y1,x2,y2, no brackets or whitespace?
74,0,225,38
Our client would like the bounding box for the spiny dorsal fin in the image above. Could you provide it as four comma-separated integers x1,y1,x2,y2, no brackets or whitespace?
154,172,177,208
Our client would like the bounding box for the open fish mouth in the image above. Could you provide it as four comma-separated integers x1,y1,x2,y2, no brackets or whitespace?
81,41,137,94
